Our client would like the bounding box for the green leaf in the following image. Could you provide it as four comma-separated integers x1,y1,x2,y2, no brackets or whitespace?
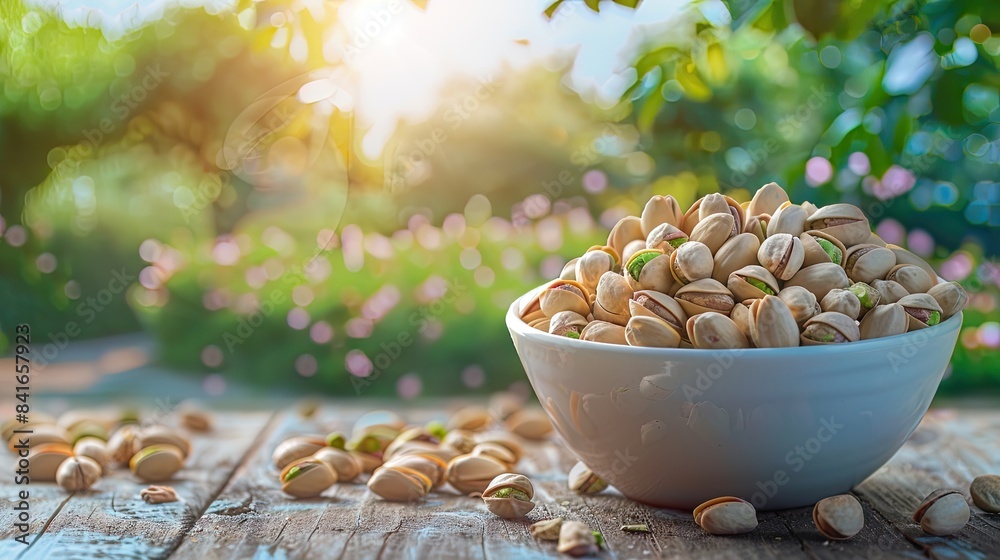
544,0,565,19
613,0,642,8
585,0,601,12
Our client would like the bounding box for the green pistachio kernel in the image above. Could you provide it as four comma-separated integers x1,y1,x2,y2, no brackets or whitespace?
325,432,346,449
668,236,687,248
760,219,768,237
283,465,306,482
565,331,581,339
347,434,381,453
849,283,877,308
592,531,605,548
744,277,775,295
626,251,661,281
814,237,842,265
926,310,941,326
491,487,530,500
425,421,448,440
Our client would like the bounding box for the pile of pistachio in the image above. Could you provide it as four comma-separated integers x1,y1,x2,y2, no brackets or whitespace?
2,405,210,499
520,183,969,348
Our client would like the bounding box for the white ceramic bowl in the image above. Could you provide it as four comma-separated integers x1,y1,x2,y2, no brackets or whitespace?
506,290,962,510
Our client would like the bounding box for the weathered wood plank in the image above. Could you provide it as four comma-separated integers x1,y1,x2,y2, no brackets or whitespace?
0,411,273,559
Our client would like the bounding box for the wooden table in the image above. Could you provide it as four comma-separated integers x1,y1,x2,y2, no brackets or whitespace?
2,405,998,559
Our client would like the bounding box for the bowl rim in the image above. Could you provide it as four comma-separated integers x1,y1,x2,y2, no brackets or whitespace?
506,285,963,357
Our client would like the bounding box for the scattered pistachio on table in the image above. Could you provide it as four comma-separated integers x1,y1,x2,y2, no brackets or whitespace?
502,409,553,441
56,456,102,492
557,521,599,557
180,409,212,432
311,447,363,482
812,494,864,540
970,474,1000,513
130,444,186,483
482,473,535,519
26,443,74,482
280,458,337,498
913,489,970,536
141,485,179,504
367,464,431,501
529,518,563,541
72,436,111,473
568,461,608,495
445,454,508,495
693,496,759,535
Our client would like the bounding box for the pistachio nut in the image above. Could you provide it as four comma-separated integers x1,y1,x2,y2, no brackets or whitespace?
56,455,102,492
684,193,744,237
646,223,687,253
690,212,736,254
621,239,647,264
641,195,684,235
140,485,179,504
748,295,800,348
607,216,644,261
927,281,968,320
139,425,192,458
747,182,789,217
970,474,1000,513
575,247,619,293
768,202,809,237
73,436,111,473
472,430,523,462
488,391,527,422
594,271,633,325
625,315,682,348
848,282,881,317
801,312,860,345
864,232,888,247
813,494,864,540
312,447,363,482
442,429,476,454
130,444,185,482
547,311,588,340
743,214,769,242
568,461,608,494
625,249,673,293
518,288,546,324
806,203,871,247
482,473,535,518
530,517,564,541
445,454,508,495
471,442,517,468
777,286,821,326
730,302,752,339
389,441,458,464
106,424,142,466
9,424,70,453
799,230,847,268
727,265,779,301
272,435,327,469
758,233,805,281
675,278,736,317
383,427,441,461
446,406,493,432
858,303,908,340
180,409,212,432
712,233,760,284
785,262,851,301
843,244,896,284
351,450,384,473
886,264,934,295
528,317,551,332
669,241,714,286
913,489,970,536
559,258,579,281
382,454,447,488
871,279,909,304
693,496,759,535
26,443,74,482
820,289,861,320
503,409,553,440
580,320,628,345
898,293,944,330
629,290,687,338
687,313,749,349
540,280,591,318
557,521,599,557
67,420,109,443
887,245,938,288
281,457,337,498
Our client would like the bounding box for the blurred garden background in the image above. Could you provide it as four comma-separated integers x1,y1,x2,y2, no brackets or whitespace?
1,0,998,399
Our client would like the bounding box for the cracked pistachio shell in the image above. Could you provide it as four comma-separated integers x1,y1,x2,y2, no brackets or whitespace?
625,250,673,293
927,281,968,320
641,195,684,236
518,286,546,323
368,465,430,501
530,518,564,540
730,302,752,339
625,315,682,348
712,233,760,284
445,454,508,495
483,474,536,518
669,241,714,285
595,271,633,318
748,296,800,348
581,320,628,345
689,212,736,254
913,489,970,536
484,473,534,498
799,230,847,268
683,193,745,236
820,289,861,320
548,311,589,338
887,245,938,287
312,447,362,482
559,258,578,281
871,279,909,304
621,239,647,264
646,223,688,253
747,182,789,217
442,429,476,454
629,290,687,336
675,279,735,317
106,425,142,466
56,455,102,492
73,437,111,473
693,497,758,535
272,435,328,469
27,443,74,482
743,213,769,243
575,247,618,292
785,263,850,301
568,461,608,494
849,282,881,317
687,313,749,349
383,454,447,488
558,521,598,556
607,216,644,261
350,451,383,473
471,442,517,467
130,444,185,482
139,426,192,458
758,233,805,281
540,280,591,318
886,264,934,295
898,293,944,330
473,431,523,462
768,202,809,237
503,409,553,441
801,200,820,216
727,265,779,301
813,494,864,540
528,317,550,332
777,286,821,326
843,244,896,284
806,203,871,247
859,303,909,340
970,475,1000,513
801,312,860,345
